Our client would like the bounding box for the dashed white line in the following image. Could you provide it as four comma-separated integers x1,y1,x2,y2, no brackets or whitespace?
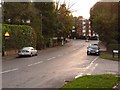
28,61,43,66
58,54,63,57
47,57,56,61
1,68,19,74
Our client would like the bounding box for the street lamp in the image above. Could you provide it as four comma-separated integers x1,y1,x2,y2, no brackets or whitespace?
41,14,42,34
61,36,64,46
72,30,76,39
3,31,10,56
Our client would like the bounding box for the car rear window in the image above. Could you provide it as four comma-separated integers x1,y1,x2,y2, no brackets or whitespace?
22,47,32,50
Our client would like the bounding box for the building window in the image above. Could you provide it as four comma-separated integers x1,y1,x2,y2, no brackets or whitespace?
89,30,91,32
83,30,86,33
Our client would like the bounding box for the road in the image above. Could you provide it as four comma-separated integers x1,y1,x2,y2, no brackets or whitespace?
2,40,118,88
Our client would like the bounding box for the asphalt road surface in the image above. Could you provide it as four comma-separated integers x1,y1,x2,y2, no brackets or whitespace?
2,40,119,88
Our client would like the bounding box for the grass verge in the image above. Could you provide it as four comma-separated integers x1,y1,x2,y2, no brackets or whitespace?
61,74,119,89
100,52,120,61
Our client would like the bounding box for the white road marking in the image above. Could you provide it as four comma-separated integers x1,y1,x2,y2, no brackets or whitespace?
58,54,63,57
87,63,98,75
91,63,98,71
1,68,19,74
85,56,99,69
28,61,43,66
75,73,83,79
47,57,56,61
86,73,91,75
75,57,99,78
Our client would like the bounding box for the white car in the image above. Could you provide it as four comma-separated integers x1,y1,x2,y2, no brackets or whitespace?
18,47,37,57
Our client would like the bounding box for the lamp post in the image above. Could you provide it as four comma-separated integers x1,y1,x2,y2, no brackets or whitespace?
3,31,10,56
41,14,42,34
72,29,76,39
61,36,64,46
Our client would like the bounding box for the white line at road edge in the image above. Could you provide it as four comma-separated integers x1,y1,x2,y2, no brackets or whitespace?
75,56,99,79
91,63,98,72
85,56,99,69
87,63,98,75
1,68,19,74
75,73,83,79
47,57,56,61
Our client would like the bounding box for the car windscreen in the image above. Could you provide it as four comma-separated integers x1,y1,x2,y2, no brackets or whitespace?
89,46,98,49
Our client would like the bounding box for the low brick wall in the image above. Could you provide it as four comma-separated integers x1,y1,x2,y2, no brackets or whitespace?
4,49,18,56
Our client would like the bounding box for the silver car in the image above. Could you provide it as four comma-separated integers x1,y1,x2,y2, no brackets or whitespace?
87,44,100,55
18,47,37,57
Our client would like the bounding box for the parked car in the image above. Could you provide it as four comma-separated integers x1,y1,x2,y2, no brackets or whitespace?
87,44,100,55
18,47,37,57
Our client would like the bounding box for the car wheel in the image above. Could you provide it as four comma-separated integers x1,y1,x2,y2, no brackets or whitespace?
97,52,100,55
35,53,37,56
18,55,21,58
87,52,90,55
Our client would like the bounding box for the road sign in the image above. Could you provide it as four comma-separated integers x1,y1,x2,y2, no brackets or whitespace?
5,32,10,37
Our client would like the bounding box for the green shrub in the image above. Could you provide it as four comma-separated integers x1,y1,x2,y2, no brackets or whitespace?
0,25,2,52
44,37,50,48
1,24,37,51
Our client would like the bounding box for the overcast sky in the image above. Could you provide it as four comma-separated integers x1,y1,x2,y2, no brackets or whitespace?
0,0,119,18
61,0,100,19
57,0,120,18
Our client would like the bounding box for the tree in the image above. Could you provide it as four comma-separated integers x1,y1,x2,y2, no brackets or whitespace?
90,2,118,49
33,2,59,47
3,1,74,49
56,4,73,38
3,2,42,49
92,11,118,46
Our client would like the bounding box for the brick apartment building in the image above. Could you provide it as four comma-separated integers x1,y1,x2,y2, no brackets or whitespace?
76,16,97,39
72,1,119,39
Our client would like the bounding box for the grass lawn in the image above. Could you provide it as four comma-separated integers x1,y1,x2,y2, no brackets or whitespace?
100,52,120,61
61,74,119,89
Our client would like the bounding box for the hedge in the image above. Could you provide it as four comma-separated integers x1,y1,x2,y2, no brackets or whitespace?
0,25,2,52
1,24,37,51
107,44,120,53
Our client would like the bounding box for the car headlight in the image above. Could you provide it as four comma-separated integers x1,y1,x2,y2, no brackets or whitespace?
96,50,99,52
88,49,91,52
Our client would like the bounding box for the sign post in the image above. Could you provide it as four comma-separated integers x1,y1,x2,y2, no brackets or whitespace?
113,50,119,58
3,32,10,56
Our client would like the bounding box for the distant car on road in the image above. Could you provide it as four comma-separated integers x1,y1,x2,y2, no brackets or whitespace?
18,47,37,57
85,39,89,42
87,44,100,55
